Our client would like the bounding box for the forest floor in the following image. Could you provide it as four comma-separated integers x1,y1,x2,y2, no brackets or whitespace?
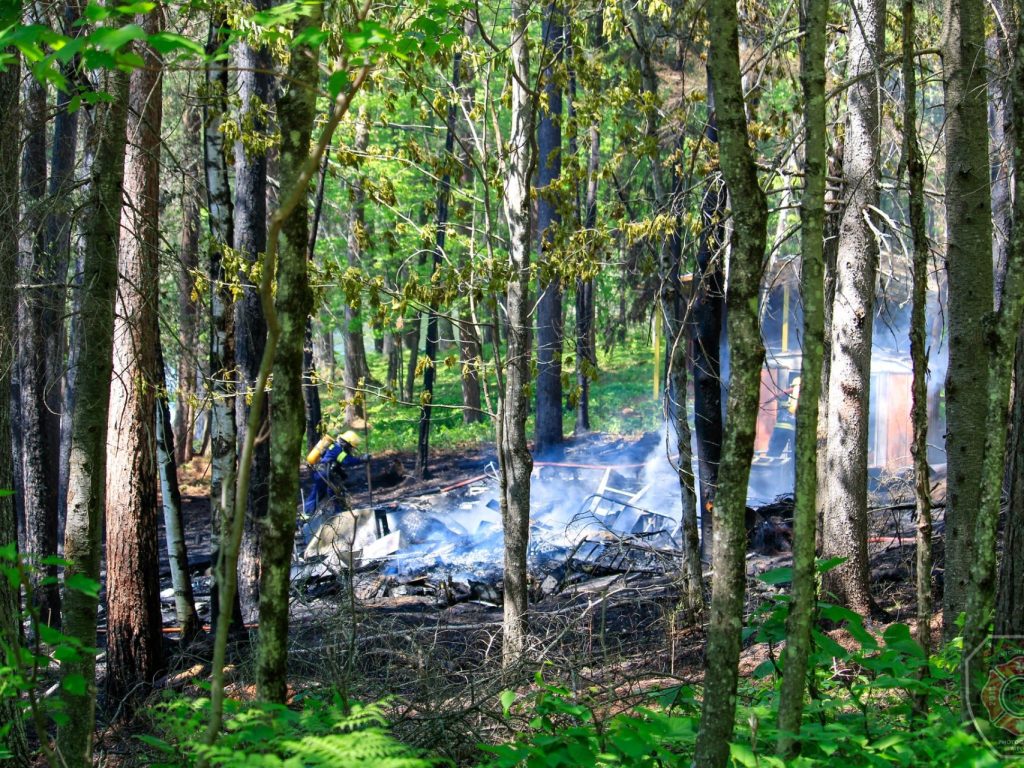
91,433,944,766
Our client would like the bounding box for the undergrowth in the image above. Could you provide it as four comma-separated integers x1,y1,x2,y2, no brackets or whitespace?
319,339,661,453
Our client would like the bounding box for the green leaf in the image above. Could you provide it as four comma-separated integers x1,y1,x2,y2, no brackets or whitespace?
757,566,792,584
500,690,516,716
62,673,88,696
730,742,758,767
327,70,349,100
65,573,101,598
0,489,14,497
147,31,204,56
816,556,847,574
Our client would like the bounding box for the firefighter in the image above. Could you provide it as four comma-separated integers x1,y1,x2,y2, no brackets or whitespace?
303,429,370,517
767,373,800,459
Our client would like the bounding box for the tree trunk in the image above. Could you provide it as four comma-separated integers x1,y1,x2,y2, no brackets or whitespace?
534,1,565,454
998,331,1024,633
204,10,241,634
256,10,319,704
820,0,884,616
776,0,826,753
500,0,535,667
47,3,81,550
174,108,202,465
940,0,994,638
0,56,30,768
302,152,330,448
105,14,167,705
56,68,129,768
901,0,933,654
961,0,1024,709
18,57,61,627
233,13,273,623
343,109,372,425
663,139,702,618
403,315,421,402
416,53,462,478
692,0,768,763
575,16,601,435
155,337,201,642
691,77,725,562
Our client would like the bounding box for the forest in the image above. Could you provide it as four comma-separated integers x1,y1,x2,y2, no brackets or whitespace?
1,0,1023,764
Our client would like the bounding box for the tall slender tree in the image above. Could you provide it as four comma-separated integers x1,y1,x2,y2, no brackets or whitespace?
17,37,60,626
57,67,129,768
776,0,826,752
940,0,994,637
104,9,166,704
961,0,1024,708
203,7,241,632
692,0,768,763
255,16,320,700
499,0,535,666
0,55,30,768
901,0,933,653
343,108,372,425
821,0,885,615
234,3,273,621
691,78,725,560
416,50,462,479
534,1,565,454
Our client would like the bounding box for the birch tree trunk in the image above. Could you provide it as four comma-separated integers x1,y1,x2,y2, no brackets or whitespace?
692,0,768,762
499,0,535,667
156,338,201,641
776,0,826,752
821,0,884,616
940,0,994,637
105,13,167,705
204,9,241,633
56,68,129,768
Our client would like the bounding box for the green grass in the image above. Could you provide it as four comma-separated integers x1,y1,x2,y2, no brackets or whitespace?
319,337,664,455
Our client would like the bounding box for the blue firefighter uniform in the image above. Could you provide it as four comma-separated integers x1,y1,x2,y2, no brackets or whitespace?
303,432,368,517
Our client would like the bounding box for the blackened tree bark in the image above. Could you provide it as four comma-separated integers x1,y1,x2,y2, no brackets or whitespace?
105,13,166,705
404,314,421,401
534,1,565,454
776,0,826,753
0,57,30,768
174,107,202,465
155,337,201,642
663,146,702,617
303,152,329,448
17,59,61,626
940,0,994,637
821,0,884,616
901,0,933,654
343,109,372,425
416,52,462,479
57,68,129,768
234,13,273,622
204,9,241,634
691,76,725,562
692,0,768,763
499,0,535,667
256,13,322,704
